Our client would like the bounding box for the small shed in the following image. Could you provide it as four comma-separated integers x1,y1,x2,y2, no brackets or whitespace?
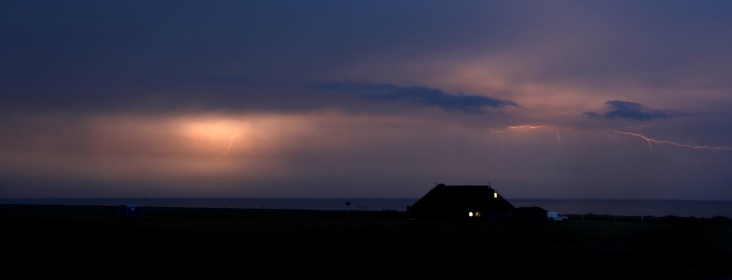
408,183,517,221
118,204,143,218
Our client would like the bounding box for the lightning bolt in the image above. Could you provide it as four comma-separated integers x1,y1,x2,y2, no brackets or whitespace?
491,124,547,133
217,130,240,160
509,125,546,129
614,130,732,151
556,132,562,145
514,124,563,145
492,124,562,145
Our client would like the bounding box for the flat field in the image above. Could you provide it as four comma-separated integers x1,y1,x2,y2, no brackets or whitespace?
2,204,731,278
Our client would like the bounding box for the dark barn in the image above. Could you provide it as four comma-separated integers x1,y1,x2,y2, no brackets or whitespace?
516,206,548,221
408,183,517,221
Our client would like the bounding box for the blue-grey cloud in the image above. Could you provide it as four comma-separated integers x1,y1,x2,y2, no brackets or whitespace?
316,82,516,114
584,100,672,120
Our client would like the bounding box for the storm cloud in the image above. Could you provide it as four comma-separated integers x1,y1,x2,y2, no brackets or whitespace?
1,1,732,200
584,100,673,121
317,82,516,114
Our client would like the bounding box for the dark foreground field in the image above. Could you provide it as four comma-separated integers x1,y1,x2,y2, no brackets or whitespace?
2,204,732,279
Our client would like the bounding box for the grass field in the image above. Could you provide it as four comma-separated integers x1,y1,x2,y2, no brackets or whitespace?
2,204,732,278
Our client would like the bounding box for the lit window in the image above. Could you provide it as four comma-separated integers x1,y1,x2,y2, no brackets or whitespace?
468,212,474,217
493,192,497,199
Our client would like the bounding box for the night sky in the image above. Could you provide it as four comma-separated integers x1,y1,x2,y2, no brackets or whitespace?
2,1,732,200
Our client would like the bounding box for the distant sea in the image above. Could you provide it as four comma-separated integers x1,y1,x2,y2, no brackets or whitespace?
1,198,731,219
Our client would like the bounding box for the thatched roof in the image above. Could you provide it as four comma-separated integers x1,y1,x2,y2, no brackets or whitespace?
408,183,517,221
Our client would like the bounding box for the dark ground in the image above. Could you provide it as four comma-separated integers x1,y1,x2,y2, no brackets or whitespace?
2,204,732,279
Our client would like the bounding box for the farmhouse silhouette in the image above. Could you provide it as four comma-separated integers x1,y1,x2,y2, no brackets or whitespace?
408,183,561,221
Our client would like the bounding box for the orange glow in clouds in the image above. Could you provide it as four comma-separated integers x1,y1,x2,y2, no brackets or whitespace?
179,118,249,159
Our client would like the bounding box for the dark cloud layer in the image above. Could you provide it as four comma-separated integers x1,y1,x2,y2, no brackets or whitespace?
584,100,673,121
317,82,516,114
